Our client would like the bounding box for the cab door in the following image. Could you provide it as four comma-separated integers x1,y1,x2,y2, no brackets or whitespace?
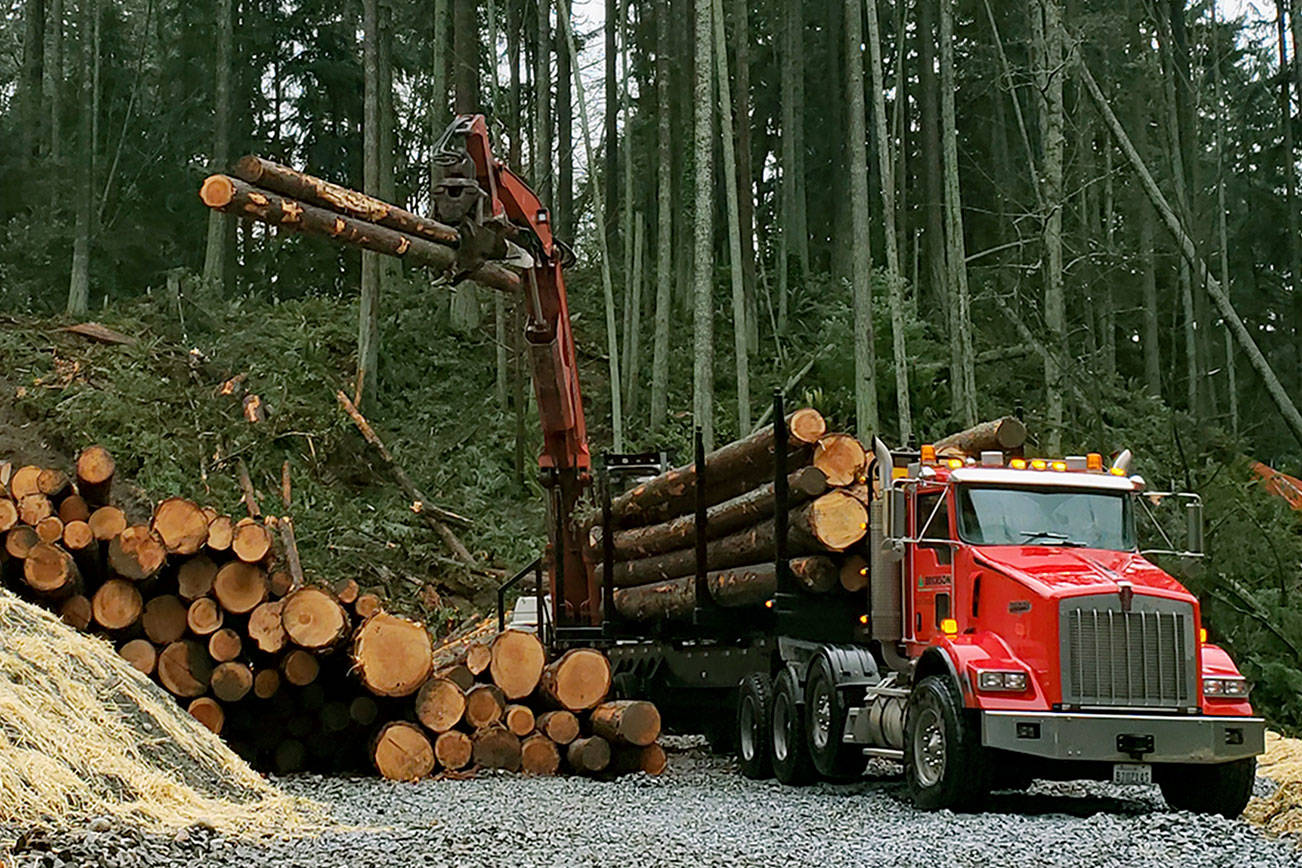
908,488,954,645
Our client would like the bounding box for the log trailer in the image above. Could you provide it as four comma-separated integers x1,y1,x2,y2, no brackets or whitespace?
201,116,1265,816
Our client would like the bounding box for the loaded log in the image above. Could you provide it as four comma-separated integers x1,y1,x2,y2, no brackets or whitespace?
934,416,1028,457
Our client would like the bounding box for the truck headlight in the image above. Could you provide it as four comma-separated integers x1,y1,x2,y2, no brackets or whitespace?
977,671,1029,692
1203,677,1250,698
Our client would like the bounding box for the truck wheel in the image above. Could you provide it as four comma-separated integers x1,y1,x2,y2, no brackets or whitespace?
904,675,989,811
736,672,773,779
804,656,867,781
1156,758,1256,817
770,668,815,785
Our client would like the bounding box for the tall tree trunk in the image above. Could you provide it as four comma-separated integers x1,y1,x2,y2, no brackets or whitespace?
534,0,552,203
485,0,508,411
1140,208,1162,397
866,0,911,443
19,0,45,168
727,0,757,354
1031,0,1064,450
620,0,634,277
507,0,523,422
623,214,646,421
1277,1,1302,369
555,0,572,238
845,0,877,440
450,0,483,333
712,0,749,434
940,0,976,426
48,0,63,165
649,0,674,431
429,0,450,201
691,0,715,449
358,0,382,407
778,4,804,333
917,0,946,313
67,0,93,315
1213,0,1238,436
201,0,233,295
604,0,619,256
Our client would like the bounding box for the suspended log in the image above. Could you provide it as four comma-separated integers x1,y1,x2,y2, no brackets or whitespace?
75,446,115,506
281,649,320,687
23,543,80,597
186,597,223,636
464,683,507,729
371,722,435,781
107,526,167,581
434,730,473,771
206,515,234,552
352,613,433,698
57,494,90,524
91,579,142,630
61,520,93,552
177,555,218,601
207,628,243,663
933,416,1028,457
5,526,37,558
538,648,611,712
151,498,209,555
813,434,868,486
200,175,522,294
17,494,52,526
415,678,466,733
489,629,546,699
233,155,462,245
598,409,827,529
472,725,522,771
535,710,581,745
210,661,254,702
590,701,661,747
598,466,829,560
596,491,869,587
187,697,225,735
88,506,127,541
247,600,287,653
566,736,612,774
520,734,561,775
231,521,274,563
253,669,281,700
504,704,536,737
281,587,349,650
611,743,668,776
118,638,157,675
840,554,869,593
156,640,213,698
59,594,92,630
213,561,268,614
141,594,188,644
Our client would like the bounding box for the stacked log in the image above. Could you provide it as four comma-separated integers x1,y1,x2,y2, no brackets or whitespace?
592,410,873,623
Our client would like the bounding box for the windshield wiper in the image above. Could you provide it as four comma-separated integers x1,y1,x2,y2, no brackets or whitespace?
1019,530,1087,547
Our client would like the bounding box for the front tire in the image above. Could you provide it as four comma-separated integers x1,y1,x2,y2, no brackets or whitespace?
804,656,867,781
1157,758,1256,817
904,675,990,810
736,672,773,779
770,668,815,785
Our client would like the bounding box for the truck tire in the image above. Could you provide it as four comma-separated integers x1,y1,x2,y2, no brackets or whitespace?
904,675,989,811
1156,758,1256,818
770,668,815,785
804,656,867,781
736,672,773,779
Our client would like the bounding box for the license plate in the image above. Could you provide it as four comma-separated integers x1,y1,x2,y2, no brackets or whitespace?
1112,763,1153,785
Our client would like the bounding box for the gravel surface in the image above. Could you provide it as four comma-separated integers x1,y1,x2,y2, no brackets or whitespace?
3,738,1298,868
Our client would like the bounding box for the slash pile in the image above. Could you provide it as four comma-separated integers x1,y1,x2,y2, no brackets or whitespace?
0,446,663,782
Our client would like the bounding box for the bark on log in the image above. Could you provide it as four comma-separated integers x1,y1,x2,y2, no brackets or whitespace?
233,155,462,245
206,515,234,552
107,526,167,581
813,434,868,486
281,649,320,686
201,175,521,293
75,445,115,506
464,683,507,729
177,555,218,601
415,677,466,733
590,700,661,746
88,506,126,541
933,416,1028,457
281,587,350,650
36,468,71,500
472,725,522,771
598,466,828,560
118,638,157,675
211,661,254,702
565,736,612,773
611,743,668,776
247,600,287,653
207,627,243,663
57,494,90,524
59,594,92,630
708,557,839,606
157,640,213,698
613,577,697,621
186,597,223,636
520,734,561,775
535,710,581,745
23,542,80,597
538,648,612,712
92,579,141,629
187,697,225,735
434,730,473,771
504,704,536,737
141,594,188,644
599,408,827,529
213,561,268,614
372,722,435,781
596,491,868,587
352,612,433,697
489,629,546,699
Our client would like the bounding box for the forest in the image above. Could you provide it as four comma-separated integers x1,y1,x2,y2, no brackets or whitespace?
1,0,1301,726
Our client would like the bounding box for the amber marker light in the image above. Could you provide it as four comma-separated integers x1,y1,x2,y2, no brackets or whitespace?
764,599,774,609
859,614,869,625
1051,460,1068,472
921,444,937,464
1109,466,1127,476
1086,453,1104,471
1010,458,1027,469
946,458,963,470
940,618,958,635
1200,627,1208,643
1030,458,1048,470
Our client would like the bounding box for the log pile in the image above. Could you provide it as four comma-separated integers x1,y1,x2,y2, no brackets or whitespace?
0,447,665,782
591,409,875,622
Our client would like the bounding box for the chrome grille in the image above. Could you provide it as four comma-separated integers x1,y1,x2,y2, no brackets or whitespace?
1060,597,1195,708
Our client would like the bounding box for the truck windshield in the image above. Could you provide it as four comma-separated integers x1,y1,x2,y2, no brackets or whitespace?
955,485,1136,551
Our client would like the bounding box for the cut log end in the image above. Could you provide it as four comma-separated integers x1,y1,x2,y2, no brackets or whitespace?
565,736,612,774
352,613,433,698
472,725,522,771
414,678,466,734
23,543,79,595
92,579,142,630
434,730,473,771
281,649,320,686
804,490,870,551
207,627,243,663
75,446,115,506
590,700,662,747
813,434,868,487
536,710,581,745
118,638,157,675
88,506,127,541
142,594,188,645
152,498,210,555
788,407,828,445
213,561,268,614
253,668,281,699
840,554,869,593
520,734,561,775
231,522,274,563
156,640,213,698
539,648,612,712
177,555,218,601
59,594,92,630
504,704,536,737
206,515,235,551
107,526,167,581
199,175,237,208
186,597,224,636
281,587,349,650
372,722,435,782
488,629,546,700
464,683,507,729
187,697,225,735
247,600,287,653
211,661,254,703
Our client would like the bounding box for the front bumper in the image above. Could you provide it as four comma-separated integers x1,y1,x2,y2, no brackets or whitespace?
981,710,1264,764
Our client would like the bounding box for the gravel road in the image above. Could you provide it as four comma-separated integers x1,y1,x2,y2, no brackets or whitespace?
4,738,1298,868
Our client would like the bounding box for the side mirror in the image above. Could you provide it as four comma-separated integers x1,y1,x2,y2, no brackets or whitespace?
1185,499,1204,556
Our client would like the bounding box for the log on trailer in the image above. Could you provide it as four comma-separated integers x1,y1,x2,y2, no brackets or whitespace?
612,556,840,620
933,416,1028,457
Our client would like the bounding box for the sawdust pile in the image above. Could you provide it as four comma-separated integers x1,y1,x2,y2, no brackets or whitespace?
1245,730,1302,835
0,588,319,834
